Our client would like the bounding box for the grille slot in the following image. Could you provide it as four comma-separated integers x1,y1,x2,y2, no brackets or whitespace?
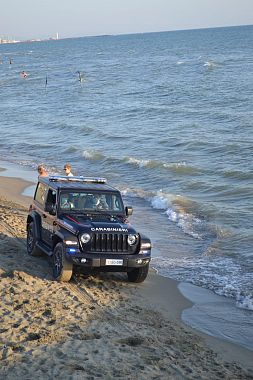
91,233,129,253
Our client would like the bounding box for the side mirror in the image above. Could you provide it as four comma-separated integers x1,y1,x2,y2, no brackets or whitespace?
125,206,133,217
45,202,56,215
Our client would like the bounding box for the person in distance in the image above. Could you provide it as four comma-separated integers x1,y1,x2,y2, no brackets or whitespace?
63,163,73,177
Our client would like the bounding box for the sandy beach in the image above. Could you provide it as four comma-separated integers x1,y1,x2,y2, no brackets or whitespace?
0,174,253,379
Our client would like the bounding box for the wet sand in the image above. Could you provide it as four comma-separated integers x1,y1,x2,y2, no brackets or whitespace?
0,174,252,379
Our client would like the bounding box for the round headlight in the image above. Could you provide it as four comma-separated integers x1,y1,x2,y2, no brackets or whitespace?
80,233,91,244
128,234,137,246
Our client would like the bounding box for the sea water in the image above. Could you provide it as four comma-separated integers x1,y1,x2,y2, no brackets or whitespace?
0,26,252,315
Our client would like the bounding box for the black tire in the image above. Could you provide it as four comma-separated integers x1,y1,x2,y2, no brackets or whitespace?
53,242,73,282
127,264,149,283
27,222,42,257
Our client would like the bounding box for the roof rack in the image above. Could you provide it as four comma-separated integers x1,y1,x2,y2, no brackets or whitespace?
48,176,107,184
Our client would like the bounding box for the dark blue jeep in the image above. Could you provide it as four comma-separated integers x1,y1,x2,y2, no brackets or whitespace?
27,176,151,282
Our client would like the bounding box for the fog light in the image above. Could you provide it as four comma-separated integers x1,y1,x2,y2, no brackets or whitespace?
81,258,87,263
140,242,152,249
136,259,143,264
67,248,77,254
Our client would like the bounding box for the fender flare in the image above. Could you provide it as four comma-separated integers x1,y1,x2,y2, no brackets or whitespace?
27,211,42,240
52,230,79,250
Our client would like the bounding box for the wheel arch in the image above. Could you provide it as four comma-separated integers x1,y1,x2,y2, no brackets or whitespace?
26,212,41,239
52,233,64,251
27,215,33,228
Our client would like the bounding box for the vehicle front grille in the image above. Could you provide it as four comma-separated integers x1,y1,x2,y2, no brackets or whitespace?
91,233,129,253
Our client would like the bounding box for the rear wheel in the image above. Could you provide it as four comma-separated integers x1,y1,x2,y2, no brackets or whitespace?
27,222,41,257
53,242,73,282
127,264,149,283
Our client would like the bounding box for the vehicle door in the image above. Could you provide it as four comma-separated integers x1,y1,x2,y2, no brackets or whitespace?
42,188,57,248
34,182,49,243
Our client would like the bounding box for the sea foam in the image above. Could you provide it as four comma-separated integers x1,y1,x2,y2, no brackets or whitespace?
151,256,253,311
123,187,205,240
82,149,105,161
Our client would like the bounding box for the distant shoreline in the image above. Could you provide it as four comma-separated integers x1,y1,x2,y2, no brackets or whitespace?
1,23,252,45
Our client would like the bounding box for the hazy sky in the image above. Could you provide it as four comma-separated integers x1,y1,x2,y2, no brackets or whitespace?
1,0,253,40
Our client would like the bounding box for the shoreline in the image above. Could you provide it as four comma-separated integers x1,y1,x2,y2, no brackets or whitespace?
0,166,253,377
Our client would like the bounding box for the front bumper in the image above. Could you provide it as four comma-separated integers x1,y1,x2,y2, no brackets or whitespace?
66,250,151,269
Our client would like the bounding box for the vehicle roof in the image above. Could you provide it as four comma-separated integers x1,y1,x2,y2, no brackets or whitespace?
38,176,119,192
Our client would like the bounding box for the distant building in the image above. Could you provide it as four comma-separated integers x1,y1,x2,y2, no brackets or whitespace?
0,36,20,44
0,34,59,44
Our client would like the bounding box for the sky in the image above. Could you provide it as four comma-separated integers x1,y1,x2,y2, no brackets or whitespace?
1,0,253,40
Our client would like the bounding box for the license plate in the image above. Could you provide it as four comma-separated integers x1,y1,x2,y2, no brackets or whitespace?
105,259,123,266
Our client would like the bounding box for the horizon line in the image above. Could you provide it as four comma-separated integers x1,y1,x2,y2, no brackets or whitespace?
2,23,253,43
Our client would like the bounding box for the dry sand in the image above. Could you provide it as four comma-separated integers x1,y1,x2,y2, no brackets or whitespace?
0,175,253,379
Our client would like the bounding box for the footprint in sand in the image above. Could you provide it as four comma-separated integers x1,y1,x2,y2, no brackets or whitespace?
118,336,145,347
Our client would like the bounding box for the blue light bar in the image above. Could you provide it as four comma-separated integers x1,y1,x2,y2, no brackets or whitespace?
49,176,107,184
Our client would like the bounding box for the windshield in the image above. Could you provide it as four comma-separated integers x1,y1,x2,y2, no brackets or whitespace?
59,191,124,213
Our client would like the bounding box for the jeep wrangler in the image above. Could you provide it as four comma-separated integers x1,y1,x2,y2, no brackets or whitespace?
27,176,151,282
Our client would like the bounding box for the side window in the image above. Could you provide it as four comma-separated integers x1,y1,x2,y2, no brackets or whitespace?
34,183,48,206
46,189,56,205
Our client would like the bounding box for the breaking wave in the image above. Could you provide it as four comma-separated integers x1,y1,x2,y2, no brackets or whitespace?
123,157,160,169
151,256,253,311
123,156,202,174
203,60,219,68
79,151,202,175
150,190,209,240
82,149,105,161
121,187,217,240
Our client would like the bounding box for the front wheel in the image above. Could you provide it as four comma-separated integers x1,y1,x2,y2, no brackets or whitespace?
127,264,149,283
53,242,73,282
27,222,41,257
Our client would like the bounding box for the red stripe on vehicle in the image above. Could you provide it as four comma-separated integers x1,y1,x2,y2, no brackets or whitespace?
66,215,80,224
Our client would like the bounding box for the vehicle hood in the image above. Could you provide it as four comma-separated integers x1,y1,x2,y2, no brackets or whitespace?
59,213,136,234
